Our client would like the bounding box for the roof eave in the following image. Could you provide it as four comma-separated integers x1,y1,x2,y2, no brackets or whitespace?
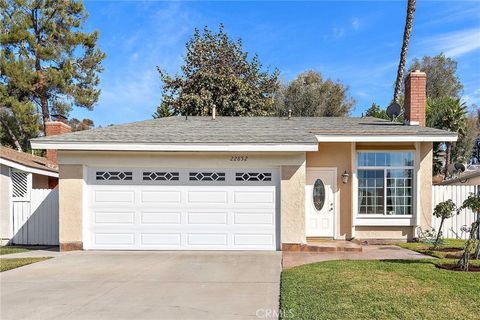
30,141,319,152
0,158,58,177
315,134,458,142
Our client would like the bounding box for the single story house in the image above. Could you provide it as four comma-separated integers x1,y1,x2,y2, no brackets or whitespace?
31,71,457,251
0,145,59,245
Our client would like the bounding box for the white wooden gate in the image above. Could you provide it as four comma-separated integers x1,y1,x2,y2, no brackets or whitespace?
432,185,479,239
12,188,59,245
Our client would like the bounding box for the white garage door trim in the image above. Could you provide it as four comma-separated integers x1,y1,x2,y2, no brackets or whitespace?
83,167,280,250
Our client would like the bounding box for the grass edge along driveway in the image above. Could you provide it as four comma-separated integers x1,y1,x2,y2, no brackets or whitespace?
0,246,31,256
0,257,52,272
280,259,480,320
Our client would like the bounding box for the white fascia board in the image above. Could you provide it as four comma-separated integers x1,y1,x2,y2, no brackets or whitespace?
30,141,319,152
0,158,59,178
315,134,457,142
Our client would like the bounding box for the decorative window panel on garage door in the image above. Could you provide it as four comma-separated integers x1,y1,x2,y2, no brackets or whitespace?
85,168,279,250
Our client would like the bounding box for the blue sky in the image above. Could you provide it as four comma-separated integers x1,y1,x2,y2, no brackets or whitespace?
73,0,480,126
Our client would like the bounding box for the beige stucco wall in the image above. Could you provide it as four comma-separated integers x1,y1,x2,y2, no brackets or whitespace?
355,226,414,239
306,142,354,239
0,164,11,242
32,173,49,189
281,163,306,244
419,142,433,230
58,151,307,248
58,164,84,249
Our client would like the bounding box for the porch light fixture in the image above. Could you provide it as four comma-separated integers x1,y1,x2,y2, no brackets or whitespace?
341,170,349,184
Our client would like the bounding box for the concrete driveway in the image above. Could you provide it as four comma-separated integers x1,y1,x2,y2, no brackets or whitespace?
1,251,281,320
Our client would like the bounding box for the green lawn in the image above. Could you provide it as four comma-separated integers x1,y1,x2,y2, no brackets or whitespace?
0,246,31,255
281,260,480,320
396,239,467,258
0,245,55,256
0,257,51,272
396,239,480,268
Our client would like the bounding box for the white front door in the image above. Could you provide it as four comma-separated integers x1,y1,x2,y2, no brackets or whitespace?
305,168,336,237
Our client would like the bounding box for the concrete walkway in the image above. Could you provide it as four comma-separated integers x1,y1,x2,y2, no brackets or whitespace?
1,251,282,320
282,245,434,269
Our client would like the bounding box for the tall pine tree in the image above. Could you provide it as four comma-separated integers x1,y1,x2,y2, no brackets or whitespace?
1,0,105,149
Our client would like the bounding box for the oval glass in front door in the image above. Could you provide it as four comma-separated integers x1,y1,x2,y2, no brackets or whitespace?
313,179,325,211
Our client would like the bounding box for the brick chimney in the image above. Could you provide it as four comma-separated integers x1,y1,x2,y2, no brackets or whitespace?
45,121,71,168
404,70,426,126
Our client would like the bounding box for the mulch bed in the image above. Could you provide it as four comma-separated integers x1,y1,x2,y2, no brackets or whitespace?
433,247,463,253
435,263,480,272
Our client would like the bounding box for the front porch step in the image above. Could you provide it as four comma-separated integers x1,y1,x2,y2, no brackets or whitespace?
283,240,363,253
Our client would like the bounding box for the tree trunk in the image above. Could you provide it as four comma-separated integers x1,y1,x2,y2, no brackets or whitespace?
393,0,416,104
433,218,444,249
0,117,23,151
40,92,49,135
32,8,49,135
475,212,480,259
444,142,452,176
458,217,479,271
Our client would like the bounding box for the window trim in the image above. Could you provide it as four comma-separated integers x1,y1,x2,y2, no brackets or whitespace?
355,150,416,219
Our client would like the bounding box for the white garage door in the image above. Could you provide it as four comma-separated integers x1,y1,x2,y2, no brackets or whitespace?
85,168,279,250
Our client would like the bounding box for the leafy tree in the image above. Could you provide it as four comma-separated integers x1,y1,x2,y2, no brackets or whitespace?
432,200,457,249
365,103,389,120
153,103,173,118
406,53,463,99
451,111,479,164
457,194,480,270
68,118,94,131
277,70,355,117
427,97,468,171
464,108,480,165
393,0,416,104
0,0,106,141
155,24,279,117
0,83,39,150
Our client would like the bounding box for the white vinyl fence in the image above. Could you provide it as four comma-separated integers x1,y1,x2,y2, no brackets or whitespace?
432,185,479,239
12,188,59,245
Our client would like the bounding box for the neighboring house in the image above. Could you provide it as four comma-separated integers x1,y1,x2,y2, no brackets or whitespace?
0,146,58,245
31,71,457,251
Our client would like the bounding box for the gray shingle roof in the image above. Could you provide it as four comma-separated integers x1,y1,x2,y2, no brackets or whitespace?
31,116,456,145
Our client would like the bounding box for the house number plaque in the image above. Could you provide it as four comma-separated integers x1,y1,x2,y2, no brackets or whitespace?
230,156,248,161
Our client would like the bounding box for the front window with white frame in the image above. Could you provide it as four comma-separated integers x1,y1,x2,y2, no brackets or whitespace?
357,151,414,216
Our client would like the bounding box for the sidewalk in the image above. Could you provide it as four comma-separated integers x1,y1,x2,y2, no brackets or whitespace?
282,245,434,268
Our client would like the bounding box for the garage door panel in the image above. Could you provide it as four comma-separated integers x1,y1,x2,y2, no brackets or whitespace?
233,211,274,225
187,211,228,224
234,234,274,246
187,233,228,246
233,190,274,204
95,233,135,245
141,190,181,203
141,233,181,246
94,190,135,203
140,211,181,224
87,168,278,250
94,211,135,224
187,191,228,204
